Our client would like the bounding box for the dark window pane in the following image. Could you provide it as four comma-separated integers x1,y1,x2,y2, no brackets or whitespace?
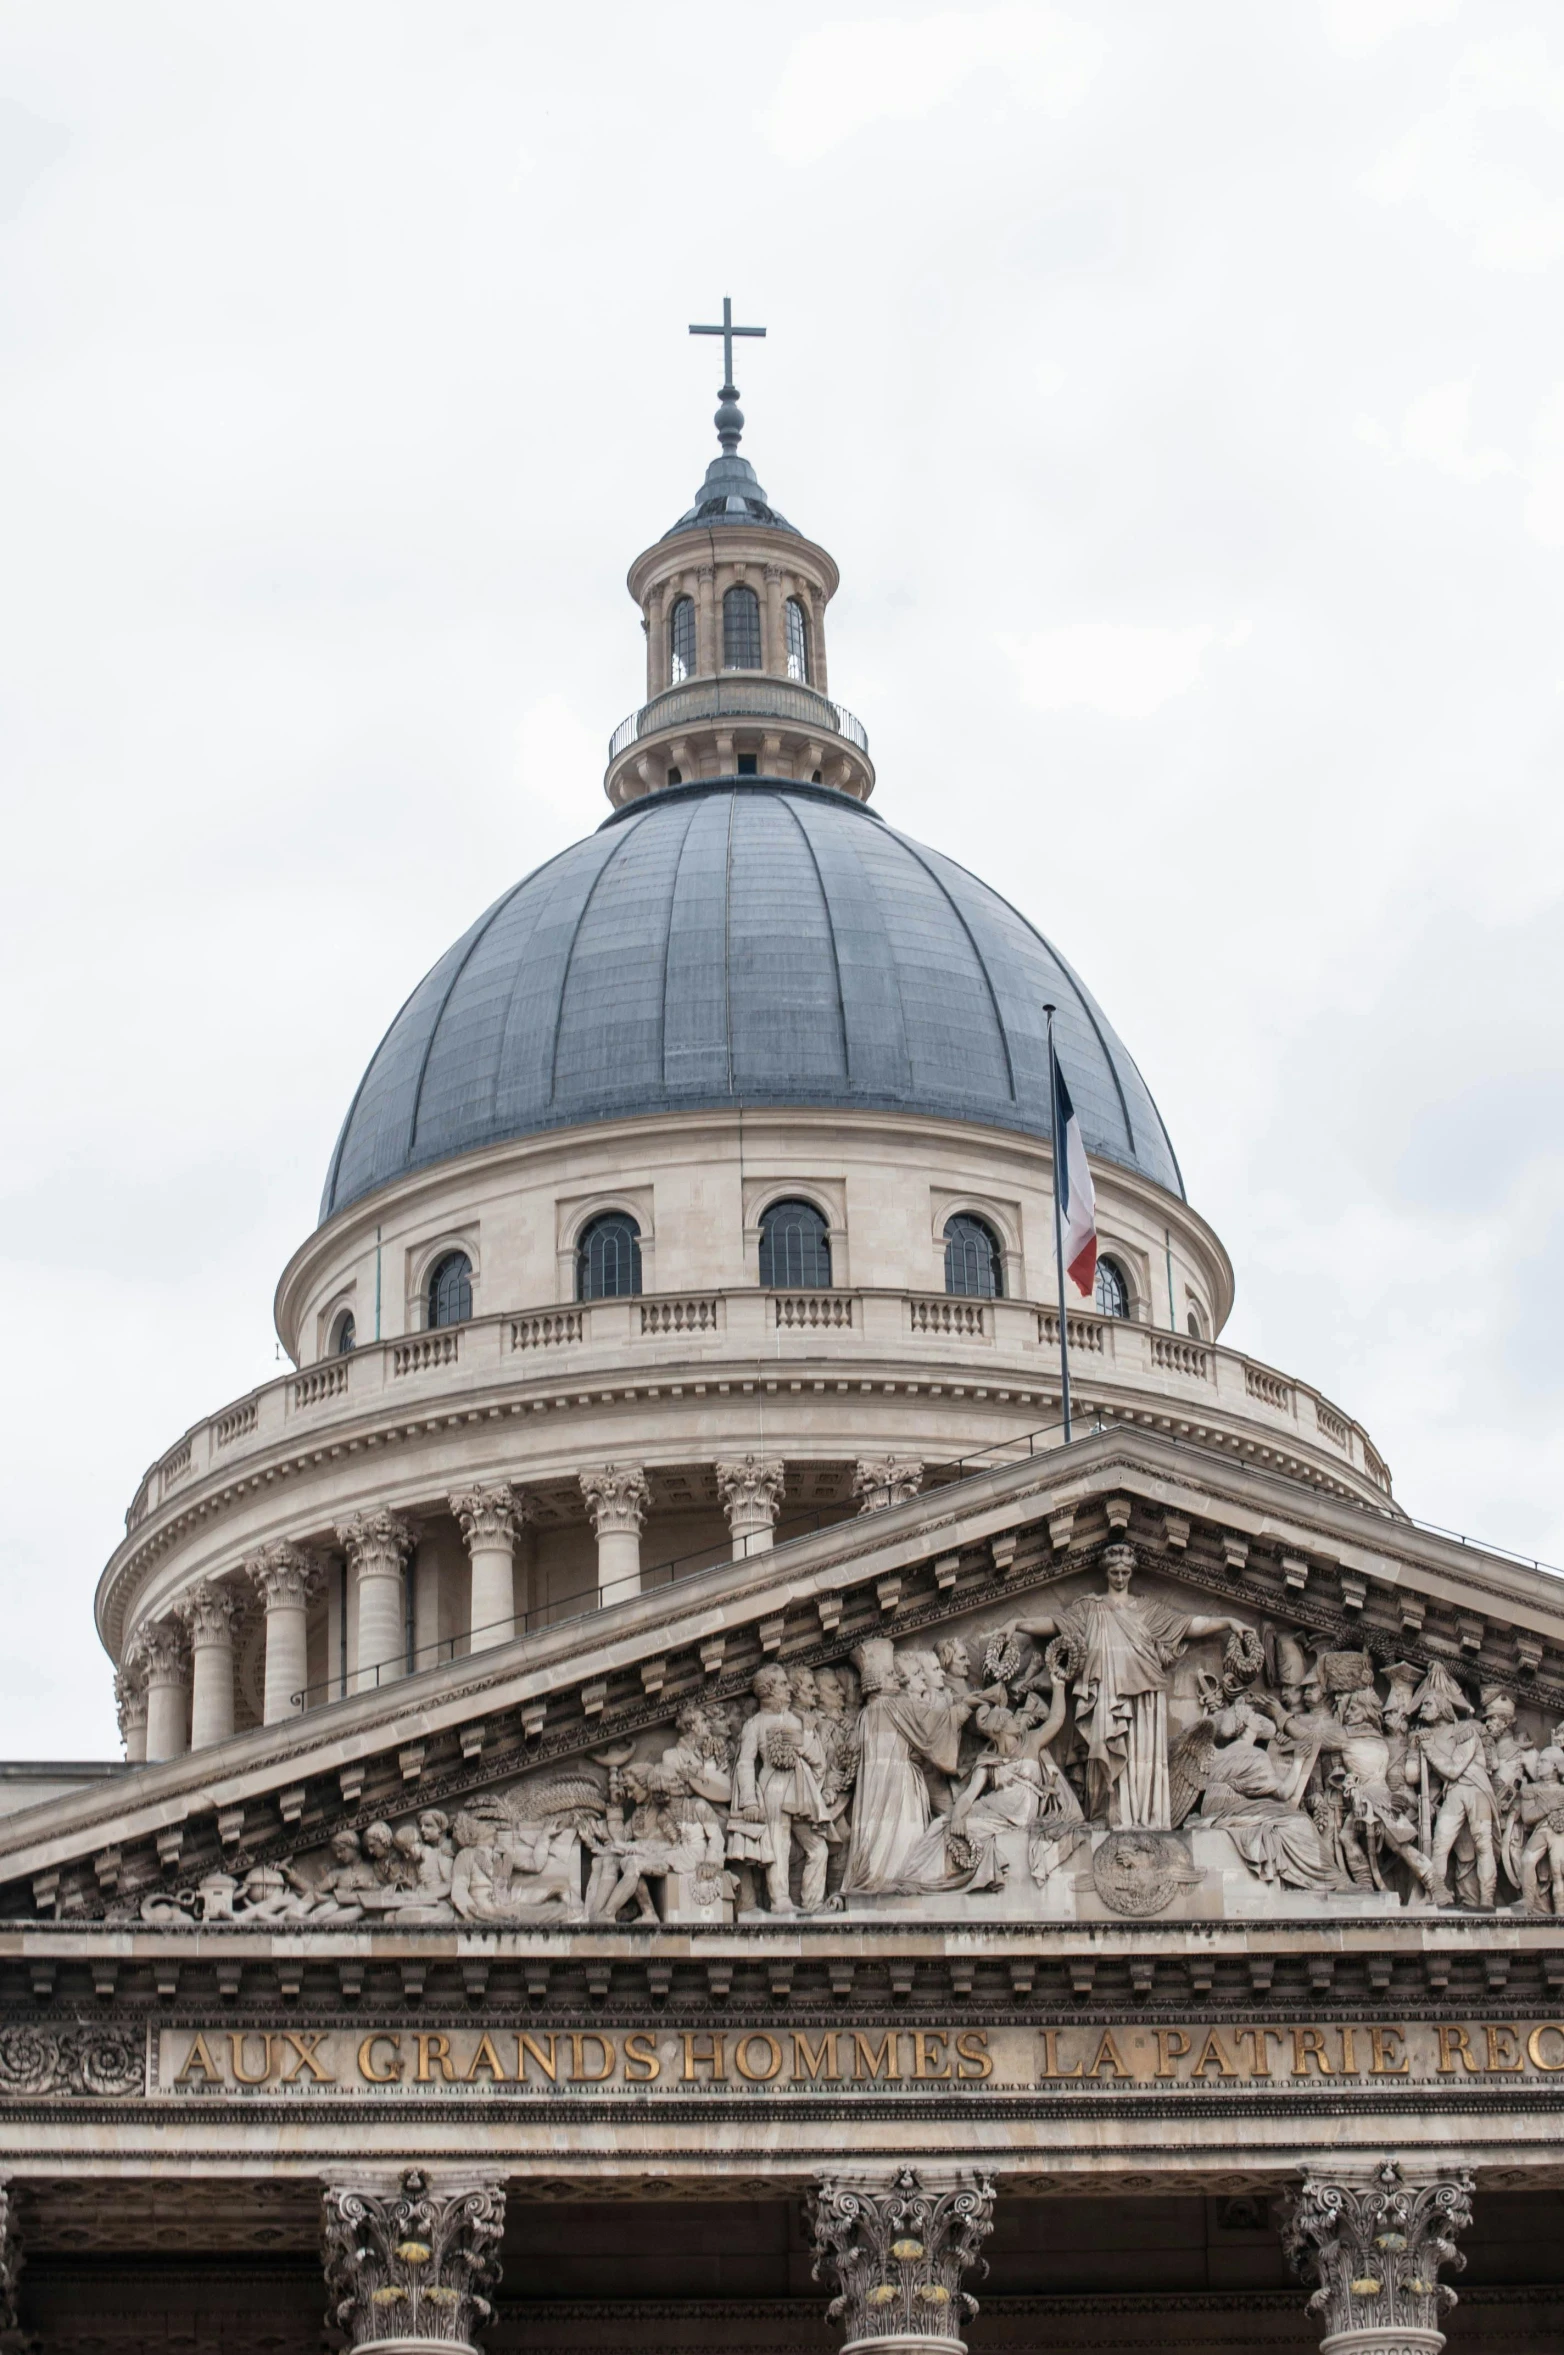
669,596,696,683
722,584,762,670
428,1251,472,1328
577,1212,643,1300
943,1214,1002,1299
759,1198,831,1289
785,597,810,682
1094,1257,1129,1319
334,1310,356,1355
1187,1307,1204,1340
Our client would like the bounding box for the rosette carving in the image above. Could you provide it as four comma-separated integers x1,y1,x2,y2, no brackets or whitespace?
0,2027,140,2100
321,2168,504,2350
1282,2162,1474,2355
808,2167,994,2354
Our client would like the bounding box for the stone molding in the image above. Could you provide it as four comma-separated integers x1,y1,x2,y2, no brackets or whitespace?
808,2167,995,2355
246,1540,324,1613
321,2168,504,2350
853,1458,924,1514
336,1512,416,1585
579,1465,650,1538
1281,2161,1474,2355
450,1484,531,1550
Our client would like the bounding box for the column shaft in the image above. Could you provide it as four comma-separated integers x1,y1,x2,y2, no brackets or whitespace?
580,1465,650,1601
335,1513,414,1695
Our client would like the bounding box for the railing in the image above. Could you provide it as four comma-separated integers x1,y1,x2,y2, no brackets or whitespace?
118,1286,1395,1537
607,677,869,762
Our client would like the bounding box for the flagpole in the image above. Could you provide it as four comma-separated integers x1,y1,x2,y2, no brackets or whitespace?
1044,1004,1073,1445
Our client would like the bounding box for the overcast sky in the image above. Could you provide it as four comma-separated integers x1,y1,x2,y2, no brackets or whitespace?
3,0,1562,1756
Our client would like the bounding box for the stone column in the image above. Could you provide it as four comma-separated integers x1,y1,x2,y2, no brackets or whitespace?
808,2167,996,2355
451,1484,531,1651
114,1665,148,1765
321,2167,505,2354
246,1542,323,1723
853,1457,924,1514
1283,2161,1475,2355
136,1621,190,1763
695,562,716,674
579,1465,650,1600
336,1511,415,1694
763,562,785,676
175,1579,242,1749
716,1456,786,1558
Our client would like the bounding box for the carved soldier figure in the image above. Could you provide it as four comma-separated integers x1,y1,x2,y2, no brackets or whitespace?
728,1665,834,1914
1410,1667,1499,1909
1518,1721,1564,1913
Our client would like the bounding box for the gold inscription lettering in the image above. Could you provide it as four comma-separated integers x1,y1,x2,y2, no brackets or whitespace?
956,2031,993,2081
681,2032,727,2082
791,2032,840,2082
280,2031,335,2084
1037,2027,1082,2079
175,2032,224,2085
517,2032,559,2083
1190,2029,1238,2079
569,2033,615,2083
623,2032,661,2082
229,2031,273,2086
1338,2026,1360,2076
852,2031,901,2082
1291,2027,1334,2078
734,2032,783,2083
1154,2030,1191,2079
1529,2024,1564,2072
1234,2027,1284,2078
912,2031,952,2081
1485,2023,1524,2073
1437,2024,1480,2075
358,2033,403,2084
463,2033,509,2084
1369,2025,1409,2077
1086,2030,1131,2081
415,2032,455,2083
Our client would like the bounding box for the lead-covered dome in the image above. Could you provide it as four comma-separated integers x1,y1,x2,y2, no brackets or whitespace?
321,781,1183,1222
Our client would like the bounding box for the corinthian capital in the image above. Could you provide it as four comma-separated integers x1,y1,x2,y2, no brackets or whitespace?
716,1456,786,1531
1282,2161,1474,2355
579,1464,650,1537
335,1510,415,1582
113,1667,148,1743
321,2168,505,2350
808,2167,995,2354
245,1540,323,1612
176,1578,242,1648
127,1618,188,1688
450,1483,531,1550
852,1456,924,1514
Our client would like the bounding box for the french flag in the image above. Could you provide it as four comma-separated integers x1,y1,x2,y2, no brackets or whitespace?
1051,1051,1098,1297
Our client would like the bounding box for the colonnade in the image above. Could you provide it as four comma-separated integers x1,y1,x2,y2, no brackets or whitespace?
0,2159,1476,2355
114,1452,926,1765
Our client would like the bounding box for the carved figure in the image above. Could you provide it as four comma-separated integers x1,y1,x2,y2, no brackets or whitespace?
450,1809,584,1923
1008,1547,1249,1829
1410,1666,1499,1909
950,1664,1085,1888
1517,1723,1564,1913
727,1666,833,1914
840,1638,981,1897
1178,1700,1340,1892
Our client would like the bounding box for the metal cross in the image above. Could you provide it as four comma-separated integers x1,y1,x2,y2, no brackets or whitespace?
689,295,765,392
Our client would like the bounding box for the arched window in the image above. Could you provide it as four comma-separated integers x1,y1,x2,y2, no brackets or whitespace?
577,1212,642,1301
1187,1305,1205,1341
943,1213,1003,1300
722,583,762,670
668,595,696,684
759,1199,832,1289
332,1309,357,1356
785,597,810,682
1094,1256,1130,1320
427,1250,473,1329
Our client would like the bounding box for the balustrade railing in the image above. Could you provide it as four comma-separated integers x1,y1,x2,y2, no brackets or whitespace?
607,677,869,762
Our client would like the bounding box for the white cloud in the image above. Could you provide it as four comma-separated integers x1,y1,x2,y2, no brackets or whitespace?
1365,34,1564,270
1319,0,1460,60
516,695,602,824
1001,622,1248,719
1524,384,1564,548
1358,378,1513,481
763,7,1104,163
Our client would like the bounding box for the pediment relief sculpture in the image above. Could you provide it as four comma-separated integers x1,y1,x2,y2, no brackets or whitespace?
123,1544,1564,1929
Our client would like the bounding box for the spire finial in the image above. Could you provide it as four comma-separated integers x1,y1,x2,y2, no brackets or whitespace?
689,295,766,454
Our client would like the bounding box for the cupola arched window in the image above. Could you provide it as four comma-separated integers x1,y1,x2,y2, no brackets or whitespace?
668,595,696,684
759,1198,831,1289
427,1250,473,1329
332,1309,357,1356
785,597,810,683
1187,1305,1206,1341
577,1212,642,1301
1094,1256,1130,1320
722,584,762,670
943,1213,1003,1300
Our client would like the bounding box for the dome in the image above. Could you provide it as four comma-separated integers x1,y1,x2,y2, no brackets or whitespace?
322,781,1182,1224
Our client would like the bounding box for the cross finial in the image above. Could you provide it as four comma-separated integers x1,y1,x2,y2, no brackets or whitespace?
689,295,766,454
